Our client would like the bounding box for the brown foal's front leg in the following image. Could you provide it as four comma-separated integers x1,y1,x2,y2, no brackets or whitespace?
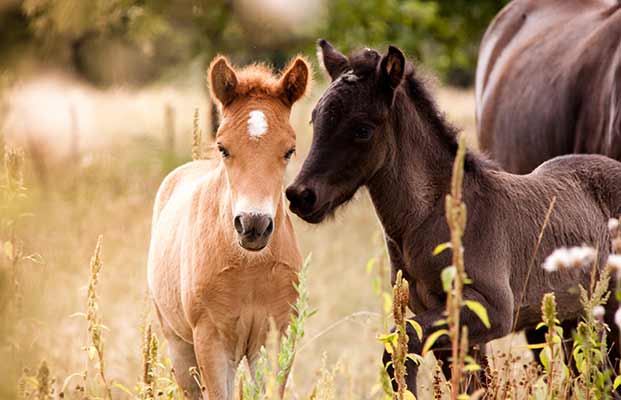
193,321,235,400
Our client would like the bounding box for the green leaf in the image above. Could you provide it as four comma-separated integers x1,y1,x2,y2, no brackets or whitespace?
526,342,547,350
432,318,447,327
422,329,448,355
383,293,392,315
432,242,451,256
441,266,456,292
539,347,550,373
404,390,417,400
366,257,376,274
112,383,133,396
407,353,424,365
536,322,546,330
464,300,491,329
378,332,398,354
463,364,481,372
407,320,423,341
87,345,97,360
614,376,621,390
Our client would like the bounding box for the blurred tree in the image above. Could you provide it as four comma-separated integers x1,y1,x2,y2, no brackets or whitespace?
321,0,509,86
0,0,510,89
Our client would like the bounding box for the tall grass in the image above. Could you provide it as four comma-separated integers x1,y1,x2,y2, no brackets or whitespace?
7,97,621,399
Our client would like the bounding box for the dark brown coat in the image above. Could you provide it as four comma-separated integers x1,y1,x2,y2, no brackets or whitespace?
287,41,621,395
476,0,621,174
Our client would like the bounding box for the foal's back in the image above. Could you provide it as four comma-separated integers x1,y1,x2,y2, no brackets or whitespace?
487,154,621,326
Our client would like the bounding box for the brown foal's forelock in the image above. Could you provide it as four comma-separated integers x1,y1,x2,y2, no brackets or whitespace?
287,39,621,395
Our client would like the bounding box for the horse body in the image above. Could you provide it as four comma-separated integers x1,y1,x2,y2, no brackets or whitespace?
476,0,621,174
148,57,309,399
388,155,618,331
287,41,621,394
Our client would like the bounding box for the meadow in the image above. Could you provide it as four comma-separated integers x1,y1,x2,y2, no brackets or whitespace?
1,76,617,399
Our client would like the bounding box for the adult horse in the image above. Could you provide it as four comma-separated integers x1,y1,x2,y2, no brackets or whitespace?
476,0,621,174
148,56,310,399
286,40,621,395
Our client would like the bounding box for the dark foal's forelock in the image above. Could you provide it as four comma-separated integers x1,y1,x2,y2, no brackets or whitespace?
290,45,499,224
312,48,497,178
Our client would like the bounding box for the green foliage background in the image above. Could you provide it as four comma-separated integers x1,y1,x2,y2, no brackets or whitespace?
0,0,509,87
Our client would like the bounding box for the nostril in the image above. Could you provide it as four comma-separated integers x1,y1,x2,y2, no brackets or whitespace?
265,218,274,236
285,186,298,203
300,189,316,209
234,215,243,234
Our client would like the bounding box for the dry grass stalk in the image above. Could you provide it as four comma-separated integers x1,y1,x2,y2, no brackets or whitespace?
85,234,111,400
445,135,468,399
391,269,410,400
2,145,26,313
141,323,158,400
541,293,560,399
164,104,176,153
192,108,203,161
5,145,24,191
36,361,51,400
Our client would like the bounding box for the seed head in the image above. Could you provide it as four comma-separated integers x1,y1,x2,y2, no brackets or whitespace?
542,245,596,272
541,293,557,327
592,305,605,321
608,254,621,279
615,307,621,330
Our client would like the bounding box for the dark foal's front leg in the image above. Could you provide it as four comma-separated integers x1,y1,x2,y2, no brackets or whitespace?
383,287,512,396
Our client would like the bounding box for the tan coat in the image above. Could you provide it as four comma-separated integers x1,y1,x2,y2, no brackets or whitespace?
147,56,310,400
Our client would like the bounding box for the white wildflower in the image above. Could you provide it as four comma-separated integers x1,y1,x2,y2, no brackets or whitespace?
542,245,596,272
609,218,620,233
607,254,621,279
592,305,605,320
615,307,621,330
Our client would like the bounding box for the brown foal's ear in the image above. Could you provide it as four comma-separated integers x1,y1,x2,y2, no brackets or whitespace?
317,39,350,81
378,45,405,93
209,56,238,106
279,57,311,106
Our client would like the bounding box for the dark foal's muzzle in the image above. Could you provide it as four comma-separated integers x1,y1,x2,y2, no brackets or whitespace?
285,183,331,224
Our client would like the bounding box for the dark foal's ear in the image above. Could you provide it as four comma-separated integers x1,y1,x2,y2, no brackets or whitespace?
317,39,350,81
378,46,405,96
279,57,311,106
209,56,238,106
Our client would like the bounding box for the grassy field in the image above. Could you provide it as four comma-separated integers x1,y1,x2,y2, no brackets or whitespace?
6,78,607,399
0,78,479,399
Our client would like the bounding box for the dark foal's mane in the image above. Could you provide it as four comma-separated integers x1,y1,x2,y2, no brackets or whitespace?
348,49,499,175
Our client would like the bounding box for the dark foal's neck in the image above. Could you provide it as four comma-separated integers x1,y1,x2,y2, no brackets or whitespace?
366,76,485,242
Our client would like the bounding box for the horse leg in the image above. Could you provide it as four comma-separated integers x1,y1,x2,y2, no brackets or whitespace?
433,344,486,393
193,321,235,400
383,287,512,396
525,319,576,368
155,307,202,399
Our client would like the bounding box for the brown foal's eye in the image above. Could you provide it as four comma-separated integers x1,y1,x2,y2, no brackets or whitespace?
217,143,230,159
284,147,296,161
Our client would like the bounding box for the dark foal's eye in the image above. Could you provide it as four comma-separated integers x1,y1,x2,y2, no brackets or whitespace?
354,126,374,143
284,147,296,161
217,143,230,159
